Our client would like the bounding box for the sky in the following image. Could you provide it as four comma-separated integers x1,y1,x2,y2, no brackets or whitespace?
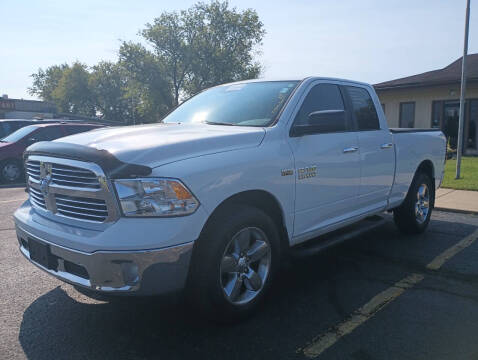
2,0,477,100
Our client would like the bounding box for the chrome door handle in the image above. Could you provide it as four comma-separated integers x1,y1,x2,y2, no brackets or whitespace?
381,143,393,149
343,147,358,153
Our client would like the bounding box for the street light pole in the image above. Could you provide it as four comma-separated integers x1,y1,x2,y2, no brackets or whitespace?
456,0,471,179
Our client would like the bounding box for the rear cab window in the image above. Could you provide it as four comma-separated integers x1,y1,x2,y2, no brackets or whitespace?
344,86,380,131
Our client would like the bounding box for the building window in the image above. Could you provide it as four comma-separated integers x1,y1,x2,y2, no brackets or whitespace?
399,102,415,128
431,101,443,128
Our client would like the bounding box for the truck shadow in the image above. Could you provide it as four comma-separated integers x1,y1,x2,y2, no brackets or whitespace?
18,216,478,360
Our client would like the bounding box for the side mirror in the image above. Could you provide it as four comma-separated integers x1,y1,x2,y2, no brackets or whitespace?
291,110,346,137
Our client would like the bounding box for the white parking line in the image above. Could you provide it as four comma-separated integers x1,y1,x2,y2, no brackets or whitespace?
301,228,478,358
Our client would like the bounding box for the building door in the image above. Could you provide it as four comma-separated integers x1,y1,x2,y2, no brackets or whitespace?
443,101,460,149
432,99,478,154
466,100,478,154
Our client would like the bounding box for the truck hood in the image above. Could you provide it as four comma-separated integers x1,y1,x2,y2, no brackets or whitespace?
57,123,266,168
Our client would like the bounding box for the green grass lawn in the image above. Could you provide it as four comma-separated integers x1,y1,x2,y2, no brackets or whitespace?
442,157,478,191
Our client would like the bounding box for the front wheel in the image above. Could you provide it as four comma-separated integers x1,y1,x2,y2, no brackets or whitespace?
393,172,434,234
188,204,281,322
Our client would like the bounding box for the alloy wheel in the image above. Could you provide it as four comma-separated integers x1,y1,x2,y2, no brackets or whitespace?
220,227,271,305
415,184,430,224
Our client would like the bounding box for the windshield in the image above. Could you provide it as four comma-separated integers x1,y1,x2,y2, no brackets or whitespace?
163,81,299,127
1,125,38,143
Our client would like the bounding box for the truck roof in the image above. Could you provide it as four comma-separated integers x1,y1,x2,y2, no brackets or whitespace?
222,77,372,87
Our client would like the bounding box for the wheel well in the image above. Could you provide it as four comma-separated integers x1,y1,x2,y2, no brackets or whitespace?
202,190,290,255
416,160,435,181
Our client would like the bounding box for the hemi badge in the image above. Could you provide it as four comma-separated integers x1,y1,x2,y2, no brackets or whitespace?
281,169,294,176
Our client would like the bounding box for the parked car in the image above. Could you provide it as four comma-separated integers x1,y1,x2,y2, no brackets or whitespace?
0,119,111,139
0,119,55,139
14,78,446,321
0,123,103,183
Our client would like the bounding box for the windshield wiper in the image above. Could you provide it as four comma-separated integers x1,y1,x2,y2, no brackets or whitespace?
204,121,236,126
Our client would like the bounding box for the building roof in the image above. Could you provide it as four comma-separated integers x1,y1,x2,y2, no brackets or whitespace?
374,53,478,90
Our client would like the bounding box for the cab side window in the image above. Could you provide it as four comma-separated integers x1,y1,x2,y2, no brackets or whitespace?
294,83,346,133
345,86,380,131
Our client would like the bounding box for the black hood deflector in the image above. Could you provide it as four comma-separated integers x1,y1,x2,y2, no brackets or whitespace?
24,141,152,178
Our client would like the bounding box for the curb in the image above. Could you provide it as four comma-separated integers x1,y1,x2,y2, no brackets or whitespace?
435,207,478,216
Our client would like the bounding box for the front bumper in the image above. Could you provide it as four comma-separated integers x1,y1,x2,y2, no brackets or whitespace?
16,225,193,295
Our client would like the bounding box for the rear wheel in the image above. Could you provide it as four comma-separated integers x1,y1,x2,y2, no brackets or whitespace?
0,159,23,183
188,204,280,322
393,172,434,234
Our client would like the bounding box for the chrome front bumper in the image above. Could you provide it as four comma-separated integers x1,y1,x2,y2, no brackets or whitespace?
16,225,193,295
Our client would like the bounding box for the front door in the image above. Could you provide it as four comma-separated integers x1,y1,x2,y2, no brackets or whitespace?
288,82,361,240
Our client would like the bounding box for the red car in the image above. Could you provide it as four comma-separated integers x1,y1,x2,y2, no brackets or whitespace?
0,123,103,183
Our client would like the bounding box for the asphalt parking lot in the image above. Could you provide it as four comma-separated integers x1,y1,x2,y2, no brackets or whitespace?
1,187,478,360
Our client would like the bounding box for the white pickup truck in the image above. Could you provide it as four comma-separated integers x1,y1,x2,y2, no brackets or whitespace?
15,78,446,321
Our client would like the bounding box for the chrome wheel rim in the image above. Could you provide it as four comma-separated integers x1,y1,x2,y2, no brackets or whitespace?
2,163,20,182
415,184,430,224
220,227,271,305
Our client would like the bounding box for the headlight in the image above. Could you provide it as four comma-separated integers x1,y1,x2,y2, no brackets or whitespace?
113,178,199,217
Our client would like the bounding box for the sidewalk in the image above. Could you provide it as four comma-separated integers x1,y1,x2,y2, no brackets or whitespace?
435,188,478,214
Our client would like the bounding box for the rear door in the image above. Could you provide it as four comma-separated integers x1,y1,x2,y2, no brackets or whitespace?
288,81,361,239
343,85,394,212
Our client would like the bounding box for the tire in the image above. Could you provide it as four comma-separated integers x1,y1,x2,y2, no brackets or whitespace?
188,204,281,323
393,172,434,234
0,159,23,184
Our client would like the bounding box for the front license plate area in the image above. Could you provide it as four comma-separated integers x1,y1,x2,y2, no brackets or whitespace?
28,238,57,270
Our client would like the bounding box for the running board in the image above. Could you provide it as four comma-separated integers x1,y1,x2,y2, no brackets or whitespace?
290,215,387,259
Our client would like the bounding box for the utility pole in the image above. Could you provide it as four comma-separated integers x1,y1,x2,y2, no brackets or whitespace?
456,0,471,179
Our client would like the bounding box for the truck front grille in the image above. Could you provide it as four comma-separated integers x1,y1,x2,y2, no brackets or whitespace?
25,156,118,223
55,194,108,222
28,186,47,209
50,163,101,189
25,160,41,181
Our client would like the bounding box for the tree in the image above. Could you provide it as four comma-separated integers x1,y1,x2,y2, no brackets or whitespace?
29,64,70,102
119,42,174,121
51,62,95,116
28,1,265,123
89,61,133,124
132,0,265,105
184,1,264,95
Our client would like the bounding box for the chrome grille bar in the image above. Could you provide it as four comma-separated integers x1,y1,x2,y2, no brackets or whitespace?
50,163,101,189
26,155,119,223
25,160,41,181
